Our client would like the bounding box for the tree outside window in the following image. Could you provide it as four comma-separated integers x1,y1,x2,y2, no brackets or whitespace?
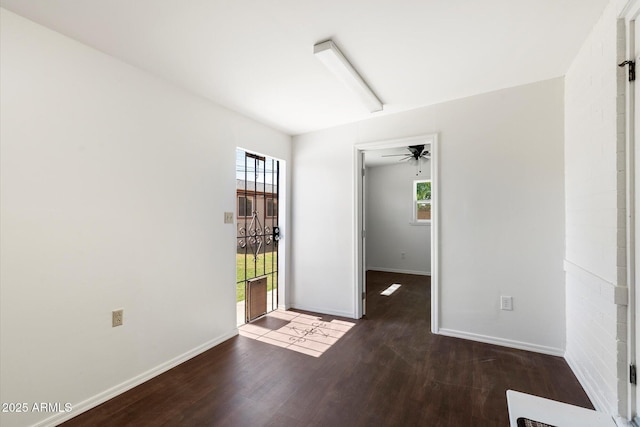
414,180,431,222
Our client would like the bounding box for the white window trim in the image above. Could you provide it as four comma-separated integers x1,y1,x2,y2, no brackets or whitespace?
412,179,432,225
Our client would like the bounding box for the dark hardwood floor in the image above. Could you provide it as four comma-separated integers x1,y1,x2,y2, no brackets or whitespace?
61,271,592,426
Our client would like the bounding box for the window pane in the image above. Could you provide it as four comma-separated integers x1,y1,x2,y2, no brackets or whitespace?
416,181,431,200
238,197,246,217
417,202,431,220
266,198,277,217
238,196,253,217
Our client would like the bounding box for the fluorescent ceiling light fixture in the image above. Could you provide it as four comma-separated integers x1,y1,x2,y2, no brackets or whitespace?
314,40,383,113
380,284,401,296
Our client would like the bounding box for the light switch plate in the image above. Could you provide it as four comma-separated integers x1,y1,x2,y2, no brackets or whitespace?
224,212,234,224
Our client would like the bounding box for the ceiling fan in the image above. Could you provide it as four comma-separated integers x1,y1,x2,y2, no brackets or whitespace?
381,144,431,162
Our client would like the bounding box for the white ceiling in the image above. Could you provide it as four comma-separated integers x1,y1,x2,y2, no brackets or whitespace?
0,0,608,136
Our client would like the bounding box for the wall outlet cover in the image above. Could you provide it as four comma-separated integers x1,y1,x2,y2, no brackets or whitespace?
112,309,124,327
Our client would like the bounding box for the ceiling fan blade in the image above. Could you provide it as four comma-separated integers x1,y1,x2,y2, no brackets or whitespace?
398,156,412,161
381,154,410,157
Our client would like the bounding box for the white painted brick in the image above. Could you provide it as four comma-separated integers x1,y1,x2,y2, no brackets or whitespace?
617,381,629,416
617,355,628,377
565,3,626,414
617,207,626,225
617,151,626,171
616,247,626,266
616,322,627,342
614,286,628,306
617,94,626,113
616,266,626,286
617,341,627,363
617,111,626,134
618,131,626,151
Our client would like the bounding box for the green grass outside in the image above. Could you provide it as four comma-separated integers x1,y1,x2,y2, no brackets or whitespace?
236,252,277,302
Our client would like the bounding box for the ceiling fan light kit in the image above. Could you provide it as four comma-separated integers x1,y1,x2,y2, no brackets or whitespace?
313,40,383,113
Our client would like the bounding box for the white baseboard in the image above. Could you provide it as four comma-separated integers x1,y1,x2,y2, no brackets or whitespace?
289,303,355,319
32,330,239,427
564,350,610,413
367,267,430,276
438,328,564,357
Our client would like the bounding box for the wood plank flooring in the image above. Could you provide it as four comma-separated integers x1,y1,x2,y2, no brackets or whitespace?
61,271,592,426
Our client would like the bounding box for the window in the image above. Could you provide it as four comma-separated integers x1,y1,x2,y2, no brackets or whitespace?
238,196,253,217
266,198,277,217
414,180,431,223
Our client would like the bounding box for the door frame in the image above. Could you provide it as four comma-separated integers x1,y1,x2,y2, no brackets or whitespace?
621,0,639,422
235,147,289,318
353,133,439,332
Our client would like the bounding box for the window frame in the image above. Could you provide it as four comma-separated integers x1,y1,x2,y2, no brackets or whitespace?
238,195,254,218
413,179,432,225
266,197,277,218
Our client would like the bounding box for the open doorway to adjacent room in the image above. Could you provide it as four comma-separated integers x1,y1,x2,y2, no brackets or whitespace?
354,134,439,331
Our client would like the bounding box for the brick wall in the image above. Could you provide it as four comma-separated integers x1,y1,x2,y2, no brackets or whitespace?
564,0,628,416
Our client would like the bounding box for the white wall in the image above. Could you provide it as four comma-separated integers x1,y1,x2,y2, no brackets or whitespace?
0,9,291,427
564,0,628,416
365,162,430,275
292,77,566,354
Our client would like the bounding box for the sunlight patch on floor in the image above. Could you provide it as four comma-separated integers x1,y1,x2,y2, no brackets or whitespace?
380,283,401,296
238,310,355,358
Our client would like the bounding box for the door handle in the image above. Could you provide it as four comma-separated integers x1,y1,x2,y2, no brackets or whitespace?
273,226,280,241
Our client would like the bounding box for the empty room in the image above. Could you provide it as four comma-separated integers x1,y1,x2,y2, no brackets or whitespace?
1,1,639,426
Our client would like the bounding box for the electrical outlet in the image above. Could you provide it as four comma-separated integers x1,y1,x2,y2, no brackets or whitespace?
112,309,124,327
224,212,234,224
500,296,513,311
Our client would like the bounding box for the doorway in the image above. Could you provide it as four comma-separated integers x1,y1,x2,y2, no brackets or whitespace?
629,11,640,423
236,148,280,325
618,2,640,421
622,3,640,421
353,134,439,331
634,17,640,421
